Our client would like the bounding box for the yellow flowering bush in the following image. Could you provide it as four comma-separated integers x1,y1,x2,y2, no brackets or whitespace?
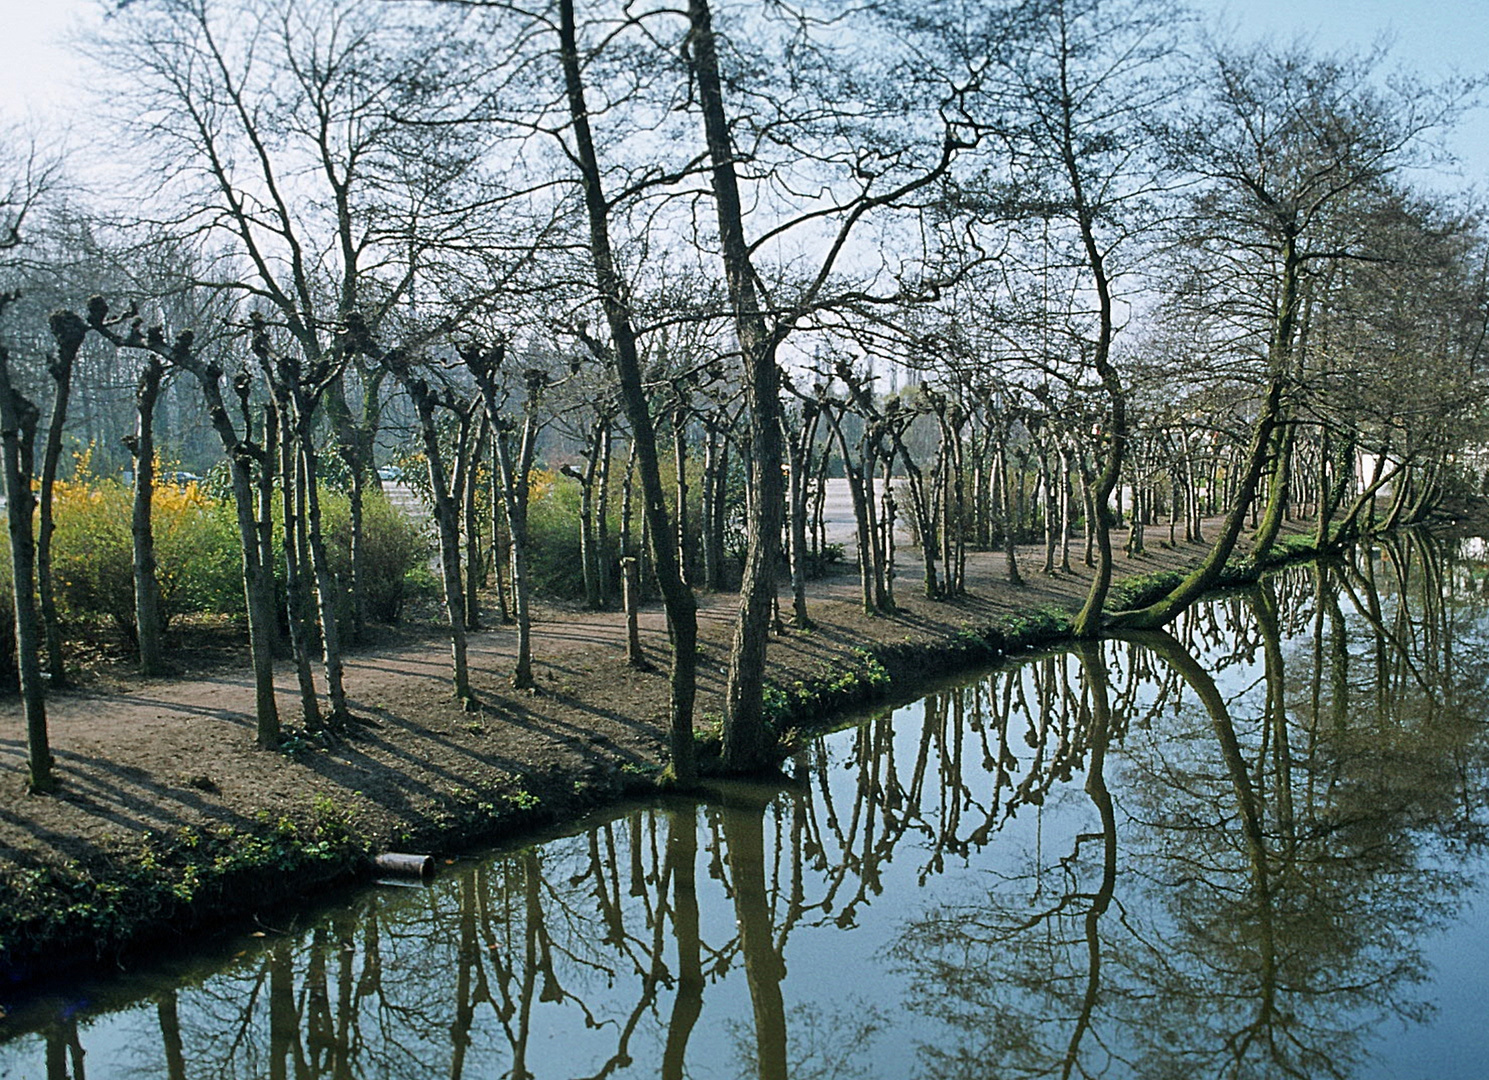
50,476,241,635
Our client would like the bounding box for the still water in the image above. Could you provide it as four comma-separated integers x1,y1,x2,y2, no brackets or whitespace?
3,533,1489,1079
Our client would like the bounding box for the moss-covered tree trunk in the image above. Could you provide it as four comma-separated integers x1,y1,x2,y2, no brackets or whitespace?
1108,376,1284,629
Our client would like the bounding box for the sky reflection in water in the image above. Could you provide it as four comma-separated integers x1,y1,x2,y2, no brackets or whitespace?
2,531,1488,1079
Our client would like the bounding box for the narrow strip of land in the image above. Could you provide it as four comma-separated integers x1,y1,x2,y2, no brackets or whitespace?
0,520,1226,885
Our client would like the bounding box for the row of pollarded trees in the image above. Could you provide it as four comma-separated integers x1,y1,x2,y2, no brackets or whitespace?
0,0,1485,792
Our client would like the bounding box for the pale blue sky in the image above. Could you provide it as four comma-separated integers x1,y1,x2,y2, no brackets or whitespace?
0,0,1484,186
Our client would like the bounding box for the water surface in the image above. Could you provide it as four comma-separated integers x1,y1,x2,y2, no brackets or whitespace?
3,532,1487,1079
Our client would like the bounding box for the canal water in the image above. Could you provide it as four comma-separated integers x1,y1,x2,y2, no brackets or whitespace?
2,532,1487,1079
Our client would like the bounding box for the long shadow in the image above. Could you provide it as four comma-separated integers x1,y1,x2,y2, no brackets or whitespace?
43,691,256,728
0,750,267,863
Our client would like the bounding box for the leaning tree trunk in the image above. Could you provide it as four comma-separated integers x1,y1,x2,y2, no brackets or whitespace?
0,345,52,791
1109,376,1285,630
560,0,698,783
1251,420,1294,563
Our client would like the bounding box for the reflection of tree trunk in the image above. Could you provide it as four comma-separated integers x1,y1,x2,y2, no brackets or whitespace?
44,1017,84,1080
1065,642,1119,1080
506,850,555,1080
720,799,788,1080
331,912,356,1080
158,991,187,1080
663,806,705,1080
1134,628,1281,1058
451,869,478,1080
269,942,298,1080
1253,582,1295,848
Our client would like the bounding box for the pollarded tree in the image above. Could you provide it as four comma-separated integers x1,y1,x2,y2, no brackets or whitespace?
84,298,284,745
97,0,495,647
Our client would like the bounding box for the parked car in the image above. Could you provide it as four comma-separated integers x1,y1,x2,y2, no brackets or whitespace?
377,464,404,483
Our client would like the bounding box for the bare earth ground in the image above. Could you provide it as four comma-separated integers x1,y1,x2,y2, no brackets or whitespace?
0,518,1230,895
3,467,1264,944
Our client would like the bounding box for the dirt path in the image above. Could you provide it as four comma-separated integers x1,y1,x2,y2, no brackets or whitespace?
0,518,1221,885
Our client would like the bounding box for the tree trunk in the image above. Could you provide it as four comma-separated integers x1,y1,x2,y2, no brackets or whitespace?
559,0,697,783
782,411,814,627
619,445,647,669
1251,421,1293,561
673,395,692,586
489,379,544,693
688,0,787,773
129,355,167,675
39,312,84,688
464,414,488,630
407,378,476,707
280,396,321,726
297,426,353,727
1109,376,1284,629
0,347,52,791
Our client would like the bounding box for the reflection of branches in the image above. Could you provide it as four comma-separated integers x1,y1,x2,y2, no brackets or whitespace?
1124,628,1294,1075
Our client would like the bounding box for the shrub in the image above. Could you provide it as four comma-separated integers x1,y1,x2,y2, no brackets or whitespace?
525,469,593,600
321,489,433,623
51,477,241,635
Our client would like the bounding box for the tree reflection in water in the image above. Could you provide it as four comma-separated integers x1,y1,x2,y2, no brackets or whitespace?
3,536,1489,1079
895,539,1489,1079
